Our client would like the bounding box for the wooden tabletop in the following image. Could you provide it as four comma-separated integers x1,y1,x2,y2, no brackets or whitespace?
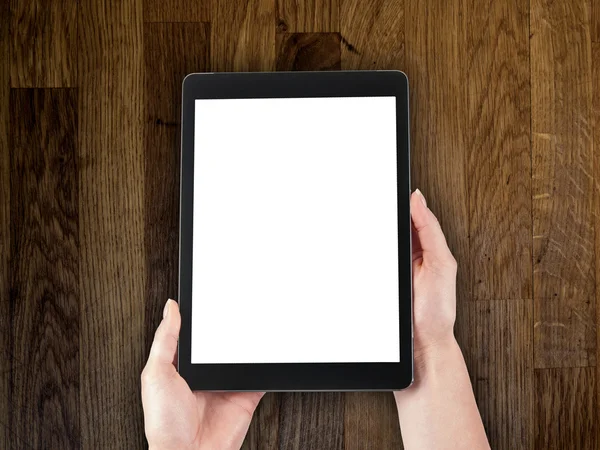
2,0,600,449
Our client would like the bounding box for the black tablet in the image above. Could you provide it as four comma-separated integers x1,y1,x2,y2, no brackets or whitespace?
178,71,412,391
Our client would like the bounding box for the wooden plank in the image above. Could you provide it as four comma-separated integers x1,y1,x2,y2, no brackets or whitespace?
593,0,600,42
144,0,210,22
340,0,403,70
10,0,77,87
241,393,281,450
0,1,10,446
211,0,276,72
535,368,597,449
277,0,339,32
143,22,209,359
277,393,344,450
9,88,79,449
77,0,146,447
595,41,600,450
403,11,473,436
276,33,340,71
464,0,532,300
531,0,595,369
344,392,403,450
403,0,470,311
459,299,534,449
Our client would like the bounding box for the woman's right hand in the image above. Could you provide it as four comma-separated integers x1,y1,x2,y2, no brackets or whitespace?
409,189,458,365
393,189,490,450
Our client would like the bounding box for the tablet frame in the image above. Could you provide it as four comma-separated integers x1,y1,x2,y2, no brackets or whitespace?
178,71,412,391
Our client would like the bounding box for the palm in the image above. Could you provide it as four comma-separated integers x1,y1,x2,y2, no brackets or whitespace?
142,300,264,450
193,390,264,449
144,369,263,450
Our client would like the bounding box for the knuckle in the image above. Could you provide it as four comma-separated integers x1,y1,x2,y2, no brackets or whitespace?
153,323,164,340
140,367,154,385
153,324,169,346
446,254,458,271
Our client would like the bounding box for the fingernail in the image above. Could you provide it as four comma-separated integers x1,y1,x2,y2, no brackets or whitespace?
415,189,427,207
163,299,171,319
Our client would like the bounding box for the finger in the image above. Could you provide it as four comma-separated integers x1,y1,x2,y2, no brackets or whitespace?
411,221,423,262
410,190,454,265
147,299,181,368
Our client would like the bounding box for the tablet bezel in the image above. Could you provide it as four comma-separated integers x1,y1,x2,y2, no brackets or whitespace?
179,71,412,391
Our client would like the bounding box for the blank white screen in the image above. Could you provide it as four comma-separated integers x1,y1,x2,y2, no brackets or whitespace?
191,97,399,363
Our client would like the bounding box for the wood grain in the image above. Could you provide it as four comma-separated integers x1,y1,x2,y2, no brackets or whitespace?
144,0,210,22
9,88,79,449
277,0,339,32
2,0,599,447
404,0,470,309
535,368,597,449
0,1,10,446
594,41,600,450
10,0,77,87
531,0,595,369
277,393,344,449
593,0,600,42
464,0,532,301
211,0,276,72
143,22,209,358
276,33,340,71
344,392,403,450
340,0,404,70
77,0,146,447
242,393,281,450
459,299,534,449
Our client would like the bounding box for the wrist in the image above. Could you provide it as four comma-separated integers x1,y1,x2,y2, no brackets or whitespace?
402,337,463,396
415,337,460,374
394,338,490,449
394,338,465,415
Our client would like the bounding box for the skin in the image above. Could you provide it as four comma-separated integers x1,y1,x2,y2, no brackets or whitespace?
393,189,490,449
141,189,490,450
141,302,263,450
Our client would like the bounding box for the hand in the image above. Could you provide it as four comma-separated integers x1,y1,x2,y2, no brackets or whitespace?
141,300,264,450
409,189,458,364
393,190,489,450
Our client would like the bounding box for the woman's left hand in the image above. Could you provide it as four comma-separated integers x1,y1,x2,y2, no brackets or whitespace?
141,299,264,450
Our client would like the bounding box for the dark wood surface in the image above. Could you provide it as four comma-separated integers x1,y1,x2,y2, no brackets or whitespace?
2,0,600,449
77,1,146,448
9,89,80,449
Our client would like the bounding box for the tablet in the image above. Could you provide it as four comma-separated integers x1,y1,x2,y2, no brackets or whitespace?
178,71,412,391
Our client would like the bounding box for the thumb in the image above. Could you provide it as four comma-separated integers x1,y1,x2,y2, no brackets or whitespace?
410,190,456,268
146,299,181,370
